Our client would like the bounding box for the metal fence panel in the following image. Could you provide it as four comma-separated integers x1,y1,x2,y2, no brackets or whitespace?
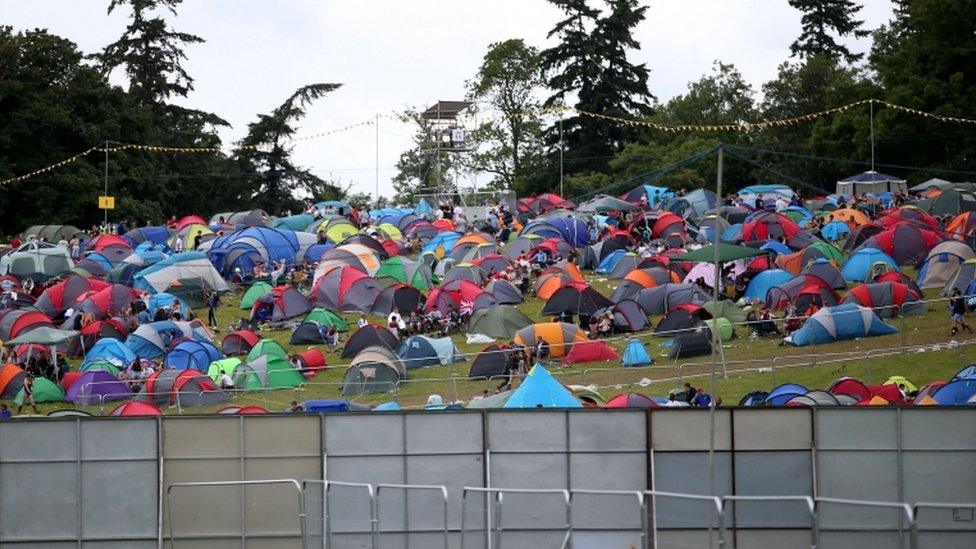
323,413,404,456
731,451,812,527
568,409,646,451
569,453,646,529
0,418,158,546
816,450,901,530
901,409,976,450
651,452,731,529
816,408,897,449
486,410,566,452
733,408,811,450
650,409,731,451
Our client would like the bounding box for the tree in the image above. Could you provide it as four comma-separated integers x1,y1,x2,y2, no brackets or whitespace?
464,39,546,191
788,0,869,63
99,0,203,105
234,83,342,214
538,0,654,189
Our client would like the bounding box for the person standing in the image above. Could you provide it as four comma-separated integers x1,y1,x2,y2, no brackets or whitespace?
17,374,39,415
950,289,973,336
207,290,220,331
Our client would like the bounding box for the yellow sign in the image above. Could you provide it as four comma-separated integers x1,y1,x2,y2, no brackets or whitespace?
98,196,115,209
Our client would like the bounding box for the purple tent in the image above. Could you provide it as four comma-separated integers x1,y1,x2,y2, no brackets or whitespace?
65,370,132,405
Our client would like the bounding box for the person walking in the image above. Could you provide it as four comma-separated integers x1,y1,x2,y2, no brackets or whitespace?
17,373,39,415
950,289,973,336
206,290,220,331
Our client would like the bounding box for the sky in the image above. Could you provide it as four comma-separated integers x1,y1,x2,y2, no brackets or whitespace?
4,0,895,199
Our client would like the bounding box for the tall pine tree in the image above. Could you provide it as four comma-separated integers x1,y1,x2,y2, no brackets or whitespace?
234,84,342,214
788,0,869,63
537,0,653,192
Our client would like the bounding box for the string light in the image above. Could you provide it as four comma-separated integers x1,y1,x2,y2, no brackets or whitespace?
5,99,976,187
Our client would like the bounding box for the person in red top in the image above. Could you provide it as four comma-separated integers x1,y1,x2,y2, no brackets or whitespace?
9,235,21,249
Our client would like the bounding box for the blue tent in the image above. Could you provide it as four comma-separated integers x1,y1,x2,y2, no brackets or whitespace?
931,379,976,405
503,363,583,409
842,248,897,282
303,243,334,263
759,241,791,255
738,184,795,203
421,231,461,256
206,227,300,275
395,335,464,369
164,340,224,372
415,199,433,215
373,401,403,411
744,269,793,301
622,339,653,367
722,224,743,243
953,365,976,381
821,221,851,241
147,293,190,319
788,303,898,347
782,206,813,225
123,226,172,247
539,217,589,247
82,338,136,369
764,383,808,406
596,249,628,274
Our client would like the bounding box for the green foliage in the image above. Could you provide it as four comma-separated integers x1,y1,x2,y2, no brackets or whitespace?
788,0,868,63
234,84,342,214
539,0,654,185
464,39,546,192
391,108,455,206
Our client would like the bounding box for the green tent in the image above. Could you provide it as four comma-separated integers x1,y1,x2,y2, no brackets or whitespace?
15,377,65,405
680,243,764,263
469,306,534,339
703,318,735,342
233,356,304,390
80,360,122,377
701,300,747,323
5,327,79,346
809,242,845,263
375,257,431,290
303,308,349,331
208,357,242,381
240,282,273,309
245,339,290,363
270,214,316,232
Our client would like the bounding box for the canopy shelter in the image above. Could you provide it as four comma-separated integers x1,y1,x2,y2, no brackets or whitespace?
837,171,907,196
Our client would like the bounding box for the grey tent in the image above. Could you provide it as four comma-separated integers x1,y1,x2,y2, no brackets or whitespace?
637,283,711,315
917,241,976,289
342,346,407,395
801,259,848,290
484,279,524,304
668,331,712,359
469,306,534,339
577,195,640,213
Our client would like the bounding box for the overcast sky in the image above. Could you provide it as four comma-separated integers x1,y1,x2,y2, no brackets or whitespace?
5,0,895,198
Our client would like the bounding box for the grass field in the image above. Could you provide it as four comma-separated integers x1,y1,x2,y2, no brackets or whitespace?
24,271,975,415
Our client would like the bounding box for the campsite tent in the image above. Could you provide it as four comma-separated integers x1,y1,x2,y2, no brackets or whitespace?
65,370,130,405
541,282,613,316
916,241,976,289
341,346,407,395
787,303,898,346
621,339,653,367
233,354,304,390
15,377,65,404
395,335,463,369
468,306,534,339
560,340,619,365
840,282,925,318
512,322,588,359
836,171,907,195
502,363,582,408
164,340,224,372
240,282,273,309
221,330,260,356
468,344,513,379
637,283,711,315
843,248,898,282
341,325,399,358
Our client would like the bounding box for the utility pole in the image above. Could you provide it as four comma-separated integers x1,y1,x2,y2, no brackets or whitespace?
707,145,723,526
103,140,109,225
869,100,876,172
375,113,380,207
559,115,564,197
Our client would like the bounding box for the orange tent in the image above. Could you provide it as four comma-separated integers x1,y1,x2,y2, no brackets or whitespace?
0,363,26,399
823,208,871,227
623,269,659,288
513,322,589,359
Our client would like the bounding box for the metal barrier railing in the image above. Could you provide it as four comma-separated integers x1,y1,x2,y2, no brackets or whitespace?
569,489,647,549
815,496,918,549
721,495,816,548
645,490,726,548
304,479,378,549
166,479,306,549
375,483,450,549
460,487,572,549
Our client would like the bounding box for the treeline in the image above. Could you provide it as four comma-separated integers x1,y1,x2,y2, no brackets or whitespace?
0,0,362,235
394,0,976,203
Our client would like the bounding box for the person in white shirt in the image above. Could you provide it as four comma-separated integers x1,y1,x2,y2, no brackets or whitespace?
357,315,368,329
218,372,235,389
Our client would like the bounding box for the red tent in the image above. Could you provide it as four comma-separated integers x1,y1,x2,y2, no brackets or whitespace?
876,207,938,230
741,212,801,242
110,401,162,416
221,329,260,356
35,275,111,317
218,405,269,414
827,377,872,401
652,212,685,238
292,348,327,377
86,233,132,252
860,222,943,265
606,392,659,408
560,340,619,365
176,215,208,230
